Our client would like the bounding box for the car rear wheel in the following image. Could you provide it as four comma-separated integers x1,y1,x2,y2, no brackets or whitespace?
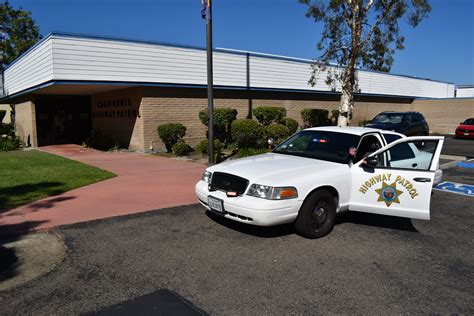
295,190,336,239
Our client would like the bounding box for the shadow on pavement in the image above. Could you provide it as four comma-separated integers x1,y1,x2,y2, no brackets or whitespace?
335,211,418,232
0,220,49,283
21,196,76,213
206,210,295,238
206,209,418,237
0,246,18,282
0,181,66,212
89,289,207,316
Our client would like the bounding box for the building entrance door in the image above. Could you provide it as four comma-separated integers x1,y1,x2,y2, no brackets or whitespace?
36,96,91,146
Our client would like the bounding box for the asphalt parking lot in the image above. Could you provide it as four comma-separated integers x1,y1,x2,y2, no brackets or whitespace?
1,167,473,315
441,135,474,158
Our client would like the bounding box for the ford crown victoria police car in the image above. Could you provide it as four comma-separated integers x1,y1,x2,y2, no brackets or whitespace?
195,126,444,239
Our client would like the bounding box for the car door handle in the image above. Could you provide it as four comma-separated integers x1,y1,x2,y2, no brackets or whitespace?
414,177,431,183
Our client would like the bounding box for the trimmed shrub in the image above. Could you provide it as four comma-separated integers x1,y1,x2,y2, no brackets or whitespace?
264,123,290,145
195,139,207,155
0,135,21,151
83,130,116,151
330,109,339,125
195,139,224,162
198,108,238,127
172,141,194,156
0,110,6,123
198,108,238,143
0,123,14,136
195,139,223,155
237,148,270,158
301,109,332,128
253,107,287,126
281,117,298,134
231,119,264,149
157,123,186,152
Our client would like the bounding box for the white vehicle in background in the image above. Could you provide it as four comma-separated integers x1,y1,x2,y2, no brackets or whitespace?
195,126,444,239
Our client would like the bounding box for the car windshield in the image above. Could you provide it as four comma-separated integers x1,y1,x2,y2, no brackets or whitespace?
273,130,360,164
372,113,403,124
463,118,474,125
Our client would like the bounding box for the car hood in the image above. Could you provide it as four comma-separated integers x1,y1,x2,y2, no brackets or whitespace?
458,124,474,130
207,153,343,185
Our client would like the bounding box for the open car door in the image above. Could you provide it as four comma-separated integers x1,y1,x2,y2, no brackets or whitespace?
349,136,444,220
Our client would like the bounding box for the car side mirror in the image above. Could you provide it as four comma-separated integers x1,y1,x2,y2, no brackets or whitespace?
362,156,378,168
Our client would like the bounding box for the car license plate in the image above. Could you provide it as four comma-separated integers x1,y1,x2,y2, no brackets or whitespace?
465,132,470,135
208,196,224,213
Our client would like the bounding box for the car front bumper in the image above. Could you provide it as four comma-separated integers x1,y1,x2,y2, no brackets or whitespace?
195,180,302,226
455,130,474,139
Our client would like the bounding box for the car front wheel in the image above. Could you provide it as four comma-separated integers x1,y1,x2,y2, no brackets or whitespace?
295,190,336,239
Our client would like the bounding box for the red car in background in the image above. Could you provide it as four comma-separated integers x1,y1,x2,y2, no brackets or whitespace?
455,118,474,139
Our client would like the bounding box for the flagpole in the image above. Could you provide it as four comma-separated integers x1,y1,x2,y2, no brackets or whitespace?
205,0,215,164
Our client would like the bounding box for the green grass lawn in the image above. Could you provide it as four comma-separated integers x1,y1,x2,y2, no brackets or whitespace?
0,150,116,210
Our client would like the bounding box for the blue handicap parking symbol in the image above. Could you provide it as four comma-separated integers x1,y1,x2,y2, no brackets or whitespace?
434,182,474,197
457,161,474,169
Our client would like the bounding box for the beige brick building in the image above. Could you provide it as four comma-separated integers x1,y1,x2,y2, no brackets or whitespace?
89,87,473,151
1,33,472,151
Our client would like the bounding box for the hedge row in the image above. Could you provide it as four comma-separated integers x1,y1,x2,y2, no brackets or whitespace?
156,106,341,157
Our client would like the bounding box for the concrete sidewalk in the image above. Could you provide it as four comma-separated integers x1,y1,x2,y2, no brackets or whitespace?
0,145,205,235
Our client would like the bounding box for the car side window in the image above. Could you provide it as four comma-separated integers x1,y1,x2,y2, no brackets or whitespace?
373,140,438,171
355,135,382,162
389,143,415,161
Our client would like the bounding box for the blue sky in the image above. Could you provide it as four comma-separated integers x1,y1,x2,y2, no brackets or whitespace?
9,0,474,85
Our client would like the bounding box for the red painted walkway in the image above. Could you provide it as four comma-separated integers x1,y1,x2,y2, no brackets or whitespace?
1,145,205,235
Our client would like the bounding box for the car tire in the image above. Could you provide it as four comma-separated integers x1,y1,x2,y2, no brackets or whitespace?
294,190,336,239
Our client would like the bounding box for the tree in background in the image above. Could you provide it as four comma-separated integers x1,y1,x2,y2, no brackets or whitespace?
0,1,41,122
1,1,41,69
299,0,431,126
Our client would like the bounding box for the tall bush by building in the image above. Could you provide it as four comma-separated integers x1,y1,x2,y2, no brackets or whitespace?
330,109,339,125
0,110,6,123
83,130,117,151
264,123,290,145
157,123,186,152
0,123,14,136
195,139,223,155
172,141,194,156
198,108,238,143
195,139,224,162
231,119,264,149
0,135,21,151
252,106,287,126
281,117,299,134
301,109,332,128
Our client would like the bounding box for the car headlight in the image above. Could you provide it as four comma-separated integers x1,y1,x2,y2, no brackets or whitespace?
247,184,298,200
201,171,212,183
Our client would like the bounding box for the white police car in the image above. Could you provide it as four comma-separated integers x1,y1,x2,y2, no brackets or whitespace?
195,126,444,239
